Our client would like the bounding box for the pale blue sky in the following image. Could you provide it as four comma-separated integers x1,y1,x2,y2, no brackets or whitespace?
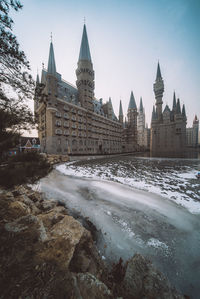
12,0,200,128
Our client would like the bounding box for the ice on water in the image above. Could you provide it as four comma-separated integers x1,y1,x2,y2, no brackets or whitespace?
56,156,200,214
38,156,200,298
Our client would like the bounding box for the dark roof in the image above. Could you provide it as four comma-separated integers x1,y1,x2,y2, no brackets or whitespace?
128,91,137,109
156,62,162,80
47,42,56,75
19,137,40,147
78,24,92,62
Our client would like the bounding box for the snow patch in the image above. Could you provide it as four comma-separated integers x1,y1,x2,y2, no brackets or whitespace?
147,238,168,250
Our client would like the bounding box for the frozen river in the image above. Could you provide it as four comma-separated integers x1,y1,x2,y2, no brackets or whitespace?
37,155,200,298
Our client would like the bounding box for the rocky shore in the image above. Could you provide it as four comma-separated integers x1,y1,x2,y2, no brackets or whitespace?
0,185,185,298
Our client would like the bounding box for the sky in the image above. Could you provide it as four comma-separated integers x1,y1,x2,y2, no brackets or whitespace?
11,0,200,134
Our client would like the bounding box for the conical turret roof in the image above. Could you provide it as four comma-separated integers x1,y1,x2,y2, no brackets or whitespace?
78,24,92,62
47,42,56,75
151,105,156,121
182,104,186,118
156,62,162,80
176,98,181,114
119,100,123,116
173,92,176,109
139,97,143,112
163,104,170,113
36,73,40,84
128,91,137,109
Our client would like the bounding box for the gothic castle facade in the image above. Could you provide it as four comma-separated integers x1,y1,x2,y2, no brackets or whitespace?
34,24,187,157
150,63,187,157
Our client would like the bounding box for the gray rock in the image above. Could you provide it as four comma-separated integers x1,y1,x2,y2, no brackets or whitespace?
74,273,113,299
123,254,184,299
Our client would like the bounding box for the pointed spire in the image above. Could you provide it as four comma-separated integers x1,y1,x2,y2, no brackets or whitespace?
36,73,40,84
78,24,92,62
47,41,56,75
173,91,176,109
163,104,170,113
119,100,123,116
139,97,143,112
182,104,186,118
152,106,156,121
128,91,137,109
156,61,162,81
176,98,181,114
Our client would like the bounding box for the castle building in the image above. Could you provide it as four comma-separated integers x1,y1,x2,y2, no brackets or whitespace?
150,63,187,157
186,115,199,147
35,25,188,157
34,25,138,155
137,97,150,149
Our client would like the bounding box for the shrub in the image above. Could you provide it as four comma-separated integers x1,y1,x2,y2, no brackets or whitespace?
0,152,51,188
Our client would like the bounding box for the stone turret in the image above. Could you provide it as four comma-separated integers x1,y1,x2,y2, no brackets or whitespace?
182,104,186,119
138,97,145,129
153,62,164,121
163,105,170,123
127,91,137,126
193,115,199,146
172,92,176,111
119,100,123,124
151,106,156,122
76,24,94,111
44,40,58,107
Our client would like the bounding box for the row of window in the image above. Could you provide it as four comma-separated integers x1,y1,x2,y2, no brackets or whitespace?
55,129,87,137
55,129,121,142
55,120,87,130
56,113,85,123
56,137,122,148
56,109,84,117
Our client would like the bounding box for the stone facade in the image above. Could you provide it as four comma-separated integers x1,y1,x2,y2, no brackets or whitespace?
34,25,138,155
150,63,187,157
186,115,199,147
35,26,187,158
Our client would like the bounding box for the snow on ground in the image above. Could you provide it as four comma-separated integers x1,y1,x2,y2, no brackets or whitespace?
56,157,200,214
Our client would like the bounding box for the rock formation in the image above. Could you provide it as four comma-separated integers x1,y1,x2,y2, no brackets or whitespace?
0,185,184,298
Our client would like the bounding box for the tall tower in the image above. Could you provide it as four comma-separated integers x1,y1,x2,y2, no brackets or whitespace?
119,100,123,124
172,91,176,111
44,40,58,107
137,97,147,148
137,97,145,130
126,91,138,150
193,115,199,147
127,91,137,126
153,62,164,121
76,24,94,111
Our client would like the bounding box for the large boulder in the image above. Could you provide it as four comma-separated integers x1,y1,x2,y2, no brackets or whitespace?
73,273,113,299
0,186,111,298
122,254,184,299
0,186,184,299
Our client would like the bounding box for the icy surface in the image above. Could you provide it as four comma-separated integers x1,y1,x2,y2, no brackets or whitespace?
38,155,200,298
56,156,200,214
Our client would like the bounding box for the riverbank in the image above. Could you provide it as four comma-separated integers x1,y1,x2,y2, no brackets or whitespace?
37,159,200,298
0,184,184,298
